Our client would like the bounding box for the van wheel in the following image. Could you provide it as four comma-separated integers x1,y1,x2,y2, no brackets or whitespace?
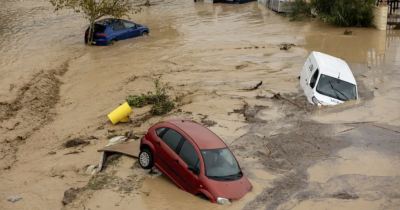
109,39,116,46
139,149,153,169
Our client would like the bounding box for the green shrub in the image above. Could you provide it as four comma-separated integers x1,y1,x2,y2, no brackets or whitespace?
311,0,376,27
126,77,174,116
151,101,175,116
288,0,312,21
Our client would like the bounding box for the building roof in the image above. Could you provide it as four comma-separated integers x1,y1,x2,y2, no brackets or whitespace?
313,51,357,85
166,119,227,150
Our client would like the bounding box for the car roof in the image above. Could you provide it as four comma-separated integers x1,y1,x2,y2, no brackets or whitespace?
312,51,357,85
165,119,227,150
95,18,121,26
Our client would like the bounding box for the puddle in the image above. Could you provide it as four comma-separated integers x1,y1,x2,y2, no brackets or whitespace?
140,175,216,210
114,156,137,179
139,175,263,210
252,169,277,180
74,189,147,210
307,147,400,183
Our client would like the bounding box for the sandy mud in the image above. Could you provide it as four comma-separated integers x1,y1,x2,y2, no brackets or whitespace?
1,0,399,210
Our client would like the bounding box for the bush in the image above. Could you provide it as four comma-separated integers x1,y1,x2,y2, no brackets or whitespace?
311,0,376,27
126,77,174,116
288,0,312,21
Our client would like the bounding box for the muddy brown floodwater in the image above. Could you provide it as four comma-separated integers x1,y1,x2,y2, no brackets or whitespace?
1,0,400,210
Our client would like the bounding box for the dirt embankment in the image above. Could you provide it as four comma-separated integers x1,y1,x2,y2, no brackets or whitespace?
0,62,69,169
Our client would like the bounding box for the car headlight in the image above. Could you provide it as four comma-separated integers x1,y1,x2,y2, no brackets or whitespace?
217,197,231,205
312,96,320,105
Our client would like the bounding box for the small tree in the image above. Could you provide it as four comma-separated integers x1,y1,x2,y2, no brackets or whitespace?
50,0,139,45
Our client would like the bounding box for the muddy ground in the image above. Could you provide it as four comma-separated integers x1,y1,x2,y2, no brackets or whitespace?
1,0,400,210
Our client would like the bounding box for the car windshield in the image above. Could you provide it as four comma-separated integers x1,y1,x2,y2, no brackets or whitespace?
316,74,357,101
201,148,242,181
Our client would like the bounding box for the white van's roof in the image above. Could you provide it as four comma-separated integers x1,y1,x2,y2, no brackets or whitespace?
312,51,356,85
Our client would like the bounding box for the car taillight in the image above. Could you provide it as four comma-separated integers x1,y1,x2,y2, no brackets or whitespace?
85,31,88,35
97,33,107,37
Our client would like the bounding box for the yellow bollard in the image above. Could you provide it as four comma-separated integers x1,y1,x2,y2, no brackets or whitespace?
107,102,133,125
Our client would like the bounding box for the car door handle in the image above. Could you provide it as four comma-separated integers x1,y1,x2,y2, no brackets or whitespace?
156,142,161,146
174,159,179,164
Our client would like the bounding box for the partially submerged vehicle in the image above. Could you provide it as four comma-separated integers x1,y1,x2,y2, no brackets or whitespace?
139,119,252,204
300,52,358,106
84,18,149,46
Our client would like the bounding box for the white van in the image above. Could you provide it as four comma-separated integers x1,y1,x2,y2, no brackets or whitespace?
300,52,358,106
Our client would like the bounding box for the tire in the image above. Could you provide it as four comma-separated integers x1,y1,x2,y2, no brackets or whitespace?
109,39,116,46
197,194,209,201
141,31,149,36
139,149,153,169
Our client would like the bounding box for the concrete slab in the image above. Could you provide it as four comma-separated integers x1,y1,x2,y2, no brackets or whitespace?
97,140,141,158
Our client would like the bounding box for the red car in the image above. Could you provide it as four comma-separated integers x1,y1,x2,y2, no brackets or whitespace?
139,119,252,204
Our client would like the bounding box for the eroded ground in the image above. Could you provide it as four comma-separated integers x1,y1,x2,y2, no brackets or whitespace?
1,0,399,210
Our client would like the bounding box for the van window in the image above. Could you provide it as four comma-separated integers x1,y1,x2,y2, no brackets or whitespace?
310,69,319,88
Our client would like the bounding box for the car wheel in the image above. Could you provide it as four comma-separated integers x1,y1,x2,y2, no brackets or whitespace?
197,194,209,201
109,39,116,46
139,149,153,169
141,31,149,36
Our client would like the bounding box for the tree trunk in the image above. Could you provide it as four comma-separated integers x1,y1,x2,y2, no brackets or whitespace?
88,19,95,46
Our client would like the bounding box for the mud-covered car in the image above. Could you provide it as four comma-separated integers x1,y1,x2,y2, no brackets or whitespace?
138,119,252,204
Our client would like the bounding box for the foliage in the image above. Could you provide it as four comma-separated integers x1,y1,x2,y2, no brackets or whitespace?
126,77,175,116
287,0,312,21
311,0,376,27
50,0,138,45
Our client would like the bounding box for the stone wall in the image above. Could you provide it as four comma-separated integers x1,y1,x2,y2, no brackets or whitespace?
373,5,388,30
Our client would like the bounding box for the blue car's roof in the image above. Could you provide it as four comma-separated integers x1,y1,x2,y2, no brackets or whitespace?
96,19,122,26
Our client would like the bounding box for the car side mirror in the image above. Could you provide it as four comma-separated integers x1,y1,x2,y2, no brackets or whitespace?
188,166,199,175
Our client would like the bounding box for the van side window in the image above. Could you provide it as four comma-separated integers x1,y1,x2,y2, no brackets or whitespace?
310,69,319,89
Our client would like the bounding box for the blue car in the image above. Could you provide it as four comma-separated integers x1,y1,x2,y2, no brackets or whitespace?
84,18,149,46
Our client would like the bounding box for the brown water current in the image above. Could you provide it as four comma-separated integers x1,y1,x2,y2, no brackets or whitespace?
1,0,400,210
